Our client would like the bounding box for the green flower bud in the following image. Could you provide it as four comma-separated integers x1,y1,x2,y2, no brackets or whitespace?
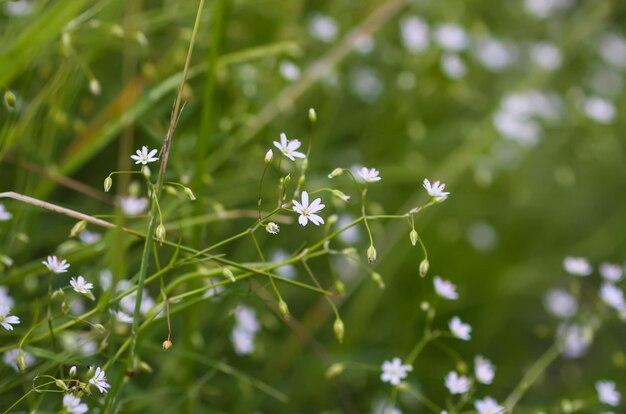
222,268,236,283
264,149,273,165
70,220,87,238
308,108,317,123
333,317,345,344
410,229,418,246
278,299,290,320
156,224,166,245
104,176,113,192
4,90,16,110
325,363,345,379
371,272,385,289
328,168,343,179
184,186,196,201
367,245,377,264
419,259,429,277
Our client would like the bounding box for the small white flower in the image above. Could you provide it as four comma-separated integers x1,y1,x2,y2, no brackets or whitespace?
63,394,88,414
78,230,102,245
308,13,338,43
264,149,273,164
2,349,35,371
235,306,260,333
434,24,468,52
69,365,77,377
423,178,450,201
231,327,255,355
600,283,626,311
110,309,133,324
399,16,429,53
279,60,301,81
0,286,15,308
0,202,12,221
563,256,592,276
600,263,623,282
444,371,471,394
380,357,413,386
474,355,495,385
529,42,562,71
544,289,578,319
70,276,94,296
130,146,159,165
266,222,280,235
449,316,471,340
119,286,154,316
292,191,325,226
272,250,296,279
584,97,616,124
89,366,111,393
0,306,20,331
433,276,459,300
474,396,505,414
559,323,592,359
42,255,70,274
357,167,381,183
273,133,306,161
120,196,148,216
599,33,626,69
441,53,467,79
597,380,621,406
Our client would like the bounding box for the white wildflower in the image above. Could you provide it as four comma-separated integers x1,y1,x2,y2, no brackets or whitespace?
63,394,88,414
563,256,592,276
292,191,325,226
600,283,626,311
474,396,505,414
597,380,621,406
544,289,578,319
449,316,471,340
433,276,459,300
358,167,381,183
473,37,516,72
599,33,626,69
89,366,111,393
423,178,450,201
2,350,35,371
279,60,301,81
0,202,12,221
78,230,102,245
308,13,338,43
600,263,623,282
441,53,467,79
399,16,429,53
235,306,260,333
559,323,592,359
380,357,413,386
266,222,280,235
474,355,495,384
120,196,148,216
231,327,255,355
273,133,306,161
70,276,94,296
584,97,616,124
434,24,468,52
529,42,562,71
444,371,471,394
0,306,20,331
42,255,70,274
130,146,159,165
0,286,15,308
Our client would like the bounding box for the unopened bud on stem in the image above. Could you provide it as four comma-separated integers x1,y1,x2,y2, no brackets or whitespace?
333,317,345,344
367,245,377,264
278,299,290,320
104,176,113,192
70,220,87,238
156,224,166,245
410,229,418,246
419,259,429,277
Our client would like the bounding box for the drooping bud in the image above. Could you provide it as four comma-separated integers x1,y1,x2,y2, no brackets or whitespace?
419,259,429,277
17,351,27,372
4,90,16,110
266,222,280,235
325,363,345,379
89,79,101,96
183,186,196,201
328,168,343,179
222,268,236,283
308,108,317,123
410,229,418,246
156,224,166,245
69,366,77,377
93,324,106,335
334,279,345,295
162,339,173,350
371,272,385,289
104,176,113,192
278,299,290,320
264,149,273,165
138,360,153,373
333,317,345,344
69,220,87,238
367,245,377,264
332,190,350,203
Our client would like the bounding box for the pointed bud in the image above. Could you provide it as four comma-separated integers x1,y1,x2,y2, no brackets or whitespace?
325,363,346,379
4,90,16,110
367,245,377,264
183,187,196,201
70,220,87,238
17,351,27,372
419,259,429,277
55,379,68,391
308,108,317,123
332,190,350,203
142,165,151,179
104,176,113,192
333,317,345,344
283,174,291,186
298,174,306,186
266,222,280,234
222,268,236,283
420,301,430,311
156,224,166,245
162,339,173,350
328,168,343,179
410,229,418,246
371,272,385,289
89,79,101,96
93,324,106,335
334,279,345,295
278,299,290,320
138,361,153,373
69,366,77,377
264,149,273,165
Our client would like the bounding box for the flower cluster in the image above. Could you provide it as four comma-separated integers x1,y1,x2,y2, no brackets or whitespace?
231,306,261,355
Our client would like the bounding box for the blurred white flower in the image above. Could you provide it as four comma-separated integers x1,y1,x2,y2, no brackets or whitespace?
337,215,361,244
272,250,296,279
434,24,468,52
0,202,12,221
597,380,621,406
350,67,383,103
99,269,112,291
120,196,148,216
433,276,459,300
399,16,429,53
60,331,97,355
70,276,94,295
63,394,88,414
273,133,306,161
544,289,577,319
3,0,32,16
279,60,300,81
110,309,133,324
354,34,375,54
293,191,325,226
231,327,255,355
118,282,154,316
78,230,102,245
559,323,592,359
89,366,111,393
529,42,562,71
449,316,472,340
0,306,20,331
524,0,573,19
599,283,626,311
235,306,260,333
600,263,623,282
380,357,413,386
473,37,516,72
474,355,495,384
308,13,338,43
423,178,450,201
563,256,593,276
42,255,70,274
444,371,471,394
441,53,467,79
599,33,626,69
584,97,616,124
358,167,381,183
0,286,15,308
2,349,35,371
130,146,159,165
467,221,498,252
474,396,505,414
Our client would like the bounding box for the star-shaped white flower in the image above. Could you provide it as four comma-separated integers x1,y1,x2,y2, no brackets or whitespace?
63,394,88,414
380,357,413,386
599,282,626,311
292,191,325,226
0,202,12,221
474,355,495,384
596,380,621,406
449,316,471,340
444,371,470,394
130,146,159,165
474,396,505,414
433,276,458,300
563,256,592,276
42,256,70,274
273,133,306,161
0,306,20,331
423,178,450,201
358,167,381,182
89,366,111,393
70,276,94,295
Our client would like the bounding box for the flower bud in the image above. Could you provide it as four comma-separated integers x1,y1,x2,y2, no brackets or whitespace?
278,299,290,320
0,255,14,268
69,220,87,238
298,174,306,186
328,168,343,179
371,272,385,289
138,360,153,373
333,317,345,344
4,90,16,110
327,214,338,226
104,176,113,192
89,79,101,96
282,174,291,186
334,279,345,295
419,259,429,278
332,190,350,203
409,229,418,246
156,224,166,245
367,245,377,264
183,186,196,201
62,32,71,48
142,165,151,179
325,363,345,379
93,324,106,335
308,108,317,123
264,149,273,165
69,366,77,377
420,301,430,311
162,339,173,350
55,379,68,391
266,222,280,235
222,267,236,283
17,351,27,372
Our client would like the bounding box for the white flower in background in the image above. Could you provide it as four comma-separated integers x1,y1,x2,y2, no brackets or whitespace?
584,97,616,124
444,371,471,394
558,323,592,359
3,0,32,16
441,53,467,79
69,366,77,377
449,316,472,340
544,289,577,319
433,276,459,300
279,60,301,81
337,215,361,244
423,179,450,201
70,297,85,315
0,306,20,331
118,281,154,316
600,283,626,311
70,276,94,295
467,221,498,252
292,191,325,226
474,355,495,384
372,399,402,414
354,33,375,54
474,396,505,414
434,24,468,52
60,332,97,356
201,278,225,300
110,309,134,324
232,305,261,355
380,357,413,386
231,327,255,355
42,255,70,274
399,16,429,53
473,37,516,72
529,42,562,71
308,13,338,43
599,33,626,69
273,133,306,161
99,269,112,291
63,394,88,414
358,167,381,183
350,67,383,103
120,196,148,216
0,202,12,221
78,230,102,244
235,306,260,333
89,366,111,393
272,250,296,279
0,286,15,308
600,263,623,282
597,380,621,406
524,0,573,19
130,146,159,165
563,256,592,276
2,349,35,371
